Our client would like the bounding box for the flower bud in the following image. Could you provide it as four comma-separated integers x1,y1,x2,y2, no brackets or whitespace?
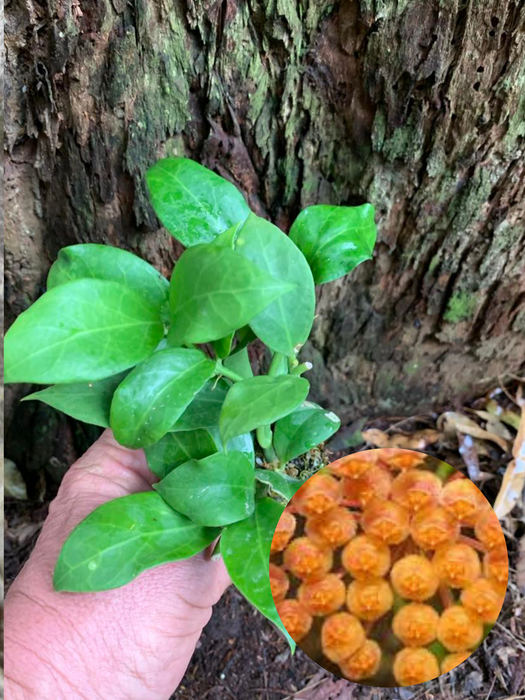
442,478,488,525
432,543,481,588
391,555,439,602
269,563,289,603
305,507,357,549
321,612,366,664
392,603,440,647
298,573,346,616
475,509,506,551
461,578,505,623
483,548,509,589
283,537,333,581
441,651,471,674
342,465,393,507
393,647,440,686
381,449,426,471
362,499,410,545
391,469,442,513
295,473,342,516
271,511,296,553
347,577,394,621
276,599,313,642
410,506,459,550
339,640,382,681
328,451,378,479
342,534,391,580
437,605,483,651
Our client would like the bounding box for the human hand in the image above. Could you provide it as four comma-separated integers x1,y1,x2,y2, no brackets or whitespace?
4,430,230,700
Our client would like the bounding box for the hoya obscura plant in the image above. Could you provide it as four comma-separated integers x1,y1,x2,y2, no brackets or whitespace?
4,158,377,648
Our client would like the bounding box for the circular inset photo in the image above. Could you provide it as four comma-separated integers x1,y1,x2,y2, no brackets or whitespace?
269,449,508,687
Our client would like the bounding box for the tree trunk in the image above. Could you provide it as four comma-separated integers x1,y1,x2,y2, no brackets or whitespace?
4,0,525,468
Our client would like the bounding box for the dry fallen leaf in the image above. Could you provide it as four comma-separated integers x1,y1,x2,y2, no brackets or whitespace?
494,387,525,519
3,459,28,500
438,411,509,452
472,410,514,441
485,399,522,431
362,428,440,450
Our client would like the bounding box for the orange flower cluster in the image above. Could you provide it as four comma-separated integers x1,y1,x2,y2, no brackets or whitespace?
270,449,508,686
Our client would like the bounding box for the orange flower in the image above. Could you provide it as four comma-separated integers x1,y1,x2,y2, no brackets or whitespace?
475,510,506,551
342,465,393,507
390,555,439,602
321,612,366,664
392,603,440,646
271,511,296,553
283,537,333,581
393,647,440,686
432,543,481,588
437,605,483,651
269,563,289,603
305,507,357,549
342,534,391,580
295,473,342,516
347,577,394,621
442,478,488,525
361,499,410,545
461,578,505,623
298,574,346,616
339,640,381,681
328,451,378,479
381,449,426,471
410,506,459,550
276,599,313,642
441,651,471,674
391,469,442,513
483,548,509,589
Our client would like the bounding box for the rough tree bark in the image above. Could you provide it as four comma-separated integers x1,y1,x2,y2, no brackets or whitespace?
4,0,525,472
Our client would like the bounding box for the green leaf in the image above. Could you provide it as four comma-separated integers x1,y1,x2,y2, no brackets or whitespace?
223,347,253,379
5,279,164,384
254,469,304,501
110,348,216,448
168,244,294,346
222,498,295,651
171,380,229,432
289,204,377,284
22,371,129,428
273,402,341,464
228,214,315,355
47,244,169,310
146,158,251,247
212,332,234,359
208,427,255,466
154,451,255,527
144,430,218,479
219,375,309,444
54,491,220,592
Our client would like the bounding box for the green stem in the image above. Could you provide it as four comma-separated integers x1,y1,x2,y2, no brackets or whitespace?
257,424,272,449
268,352,285,376
215,362,244,383
264,445,278,462
290,361,313,376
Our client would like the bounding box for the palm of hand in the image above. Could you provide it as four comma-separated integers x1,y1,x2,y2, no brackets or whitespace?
5,431,230,700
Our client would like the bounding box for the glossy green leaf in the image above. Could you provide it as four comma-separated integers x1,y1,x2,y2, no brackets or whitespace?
54,492,219,592
47,244,169,309
222,498,295,651
289,204,377,284
219,375,309,444
273,402,341,464
144,430,218,479
110,348,216,448
208,427,255,466
254,469,304,501
212,332,234,359
168,244,293,346
223,347,253,379
22,372,129,428
146,158,251,246
171,380,229,432
154,451,255,527
227,214,315,355
5,279,164,384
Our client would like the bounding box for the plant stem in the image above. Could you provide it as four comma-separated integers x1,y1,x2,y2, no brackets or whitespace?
264,445,278,462
257,424,272,449
290,361,313,376
215,362,244,383
268,352,285,376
